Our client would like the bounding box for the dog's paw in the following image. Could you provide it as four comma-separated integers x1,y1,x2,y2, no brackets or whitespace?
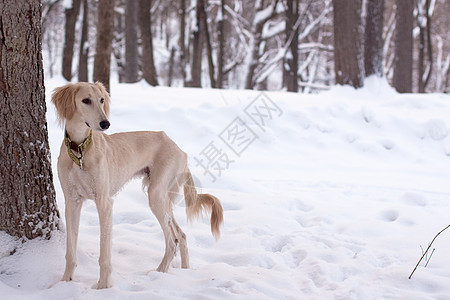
97,279,113,289
61,274,72,282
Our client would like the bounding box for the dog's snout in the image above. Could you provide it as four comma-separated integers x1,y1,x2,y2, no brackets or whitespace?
100,120,110,130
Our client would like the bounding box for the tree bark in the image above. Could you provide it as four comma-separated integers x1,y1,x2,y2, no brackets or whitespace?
0,0,60,240
62,0,81,81
93,0,116,92
124,0,139,83
364,0,384,77
284,0,299,92
138,0,158,86
393,0,414,93
78,0,89,82
333,0,364,88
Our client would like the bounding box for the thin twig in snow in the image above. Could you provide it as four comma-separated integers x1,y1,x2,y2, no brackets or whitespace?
409,224,450,279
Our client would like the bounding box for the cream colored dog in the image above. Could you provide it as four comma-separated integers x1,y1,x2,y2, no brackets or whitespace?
52,82,223,289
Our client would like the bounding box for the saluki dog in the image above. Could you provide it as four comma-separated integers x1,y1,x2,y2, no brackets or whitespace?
52,82,223,289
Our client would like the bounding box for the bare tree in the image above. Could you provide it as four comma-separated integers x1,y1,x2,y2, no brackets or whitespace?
417,0,433,93
78,0,89,82
93,0,116,92
245,0,280,90
62,0,81,81
189,0,205,87
216,0,226,88
124,0,139,83
179,0,188,84
139,0,158,86
364,0,384,77
393,0,414,93
284,0,300,92
0,0,60,240
333,0,364,88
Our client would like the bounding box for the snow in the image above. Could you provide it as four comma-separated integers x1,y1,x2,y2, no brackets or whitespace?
1,76,450,299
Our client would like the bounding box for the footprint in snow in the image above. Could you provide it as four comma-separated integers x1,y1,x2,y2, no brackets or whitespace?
378,209,399,222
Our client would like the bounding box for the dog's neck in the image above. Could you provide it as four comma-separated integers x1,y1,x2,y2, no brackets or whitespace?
65,119,92,145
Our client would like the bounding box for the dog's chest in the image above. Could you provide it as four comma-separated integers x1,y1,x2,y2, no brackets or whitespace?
68,167,97,199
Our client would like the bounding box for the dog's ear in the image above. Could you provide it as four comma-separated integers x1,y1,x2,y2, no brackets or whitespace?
94,81,111,117
52,84,78,126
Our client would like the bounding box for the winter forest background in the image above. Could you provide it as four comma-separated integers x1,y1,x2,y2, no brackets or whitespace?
42,0,449,94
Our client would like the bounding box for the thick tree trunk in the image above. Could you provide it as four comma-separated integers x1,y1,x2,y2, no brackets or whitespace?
285,0,299,92
78,0,89,82
393,0,414,93
124,0,139,83
333,0,364,88
62,0,81,81
93,0,116,92
364,0,384,77
138,0,158,86
0,0,60,240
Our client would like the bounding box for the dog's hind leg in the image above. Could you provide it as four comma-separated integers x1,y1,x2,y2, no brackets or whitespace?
147,186,178,273
62,198,83,282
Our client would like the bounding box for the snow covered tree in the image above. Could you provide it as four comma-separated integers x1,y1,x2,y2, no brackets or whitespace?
393,0,414,93
94,0,116,92
62,0,81,81
364,0,384,77
0,0,60,240
245,0,280,90
332,0,364,88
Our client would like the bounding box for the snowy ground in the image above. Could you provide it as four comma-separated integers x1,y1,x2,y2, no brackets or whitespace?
1,77,450,299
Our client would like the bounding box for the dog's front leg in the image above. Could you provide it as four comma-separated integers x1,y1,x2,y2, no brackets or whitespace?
96,198,113,289
62,198,83,282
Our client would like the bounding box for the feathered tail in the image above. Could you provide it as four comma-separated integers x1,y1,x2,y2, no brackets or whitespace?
183,168,223,240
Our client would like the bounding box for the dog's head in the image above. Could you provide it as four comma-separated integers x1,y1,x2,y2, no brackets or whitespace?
52,82,111,131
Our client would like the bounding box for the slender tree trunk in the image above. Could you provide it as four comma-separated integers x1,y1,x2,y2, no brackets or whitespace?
285,0,299,92
124,0,139,83
364,0,384,77
393,0,414,93
62,0,81,81
0,0,60,240
418,0,433,93
216,0,225,89
333,0,364,88
78,0,89,82
93,0,116,92
190,0,204,87
202,0,216,88
168,46,176,86
138,0,158,86
179,0,187,84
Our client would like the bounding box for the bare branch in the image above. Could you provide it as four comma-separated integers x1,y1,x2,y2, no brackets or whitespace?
409,224,450,279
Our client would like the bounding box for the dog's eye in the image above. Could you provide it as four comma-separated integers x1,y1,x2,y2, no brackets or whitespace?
82,98,91,104
100,98,104,104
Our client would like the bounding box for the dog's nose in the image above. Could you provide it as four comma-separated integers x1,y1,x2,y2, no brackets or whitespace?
100,120,110,130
